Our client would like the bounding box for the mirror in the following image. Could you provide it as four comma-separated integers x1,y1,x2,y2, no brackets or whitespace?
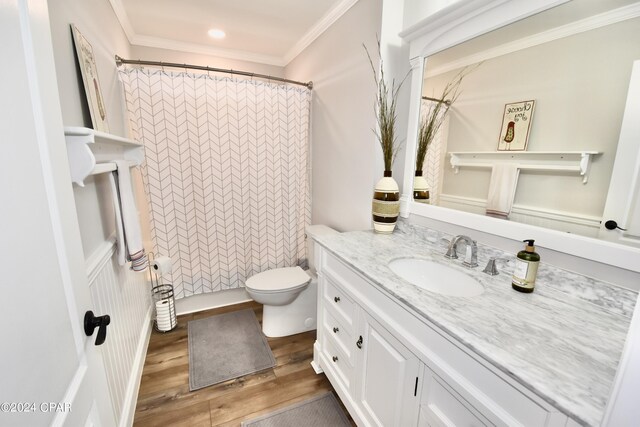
412,0,640,242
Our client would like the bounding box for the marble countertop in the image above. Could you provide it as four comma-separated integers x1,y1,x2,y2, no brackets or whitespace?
313,221,638,427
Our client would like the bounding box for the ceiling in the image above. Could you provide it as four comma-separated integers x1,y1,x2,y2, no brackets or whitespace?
109,0,357,66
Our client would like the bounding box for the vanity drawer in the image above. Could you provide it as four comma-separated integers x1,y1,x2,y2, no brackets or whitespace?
321,330,353,392
323,277,355,329
322,307,354,365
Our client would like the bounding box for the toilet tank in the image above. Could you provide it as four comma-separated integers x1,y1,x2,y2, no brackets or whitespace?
305,225,338,275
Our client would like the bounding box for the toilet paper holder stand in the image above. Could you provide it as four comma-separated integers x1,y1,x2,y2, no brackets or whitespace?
148,253,177,333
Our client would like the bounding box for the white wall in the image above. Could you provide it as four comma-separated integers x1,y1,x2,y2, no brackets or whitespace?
48,0,144,257
129,45,285,77
380,0,412,189
285,0,383,232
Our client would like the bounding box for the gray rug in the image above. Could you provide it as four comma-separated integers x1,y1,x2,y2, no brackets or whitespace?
188,309,276,391
241,393,351,427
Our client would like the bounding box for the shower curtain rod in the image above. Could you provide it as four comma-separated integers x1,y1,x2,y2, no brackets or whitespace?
422,95,451,106
114,55,313,89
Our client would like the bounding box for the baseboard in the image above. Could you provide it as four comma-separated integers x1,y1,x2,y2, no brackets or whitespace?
119,306,153,427
175,288,253,316
311,341,324,374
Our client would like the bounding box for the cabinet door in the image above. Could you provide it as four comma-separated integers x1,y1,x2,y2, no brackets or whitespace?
418,368,493,427
356,311,421,427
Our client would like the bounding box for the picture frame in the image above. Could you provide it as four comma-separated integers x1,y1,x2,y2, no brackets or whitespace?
497,100,535,151
71,24,109,132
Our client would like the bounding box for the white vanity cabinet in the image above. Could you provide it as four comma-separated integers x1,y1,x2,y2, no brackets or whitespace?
313,245,572,427
316,254,421,426
356,311,421,426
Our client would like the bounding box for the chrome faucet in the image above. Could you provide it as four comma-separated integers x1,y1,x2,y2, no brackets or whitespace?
483,257,510,275
444,235,478,268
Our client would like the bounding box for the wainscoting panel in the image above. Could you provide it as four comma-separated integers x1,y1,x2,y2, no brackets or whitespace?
438,193,602,237
86,238,152,427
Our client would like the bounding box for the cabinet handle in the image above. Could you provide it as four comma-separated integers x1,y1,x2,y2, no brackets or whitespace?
356,335,363,349
332,356,339,362
334,296,340,303
333,327,339,333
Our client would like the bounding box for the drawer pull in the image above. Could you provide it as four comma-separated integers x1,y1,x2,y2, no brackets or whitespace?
333,327,339,333
356,335,363,349
332,355,339,362
334,296,341,303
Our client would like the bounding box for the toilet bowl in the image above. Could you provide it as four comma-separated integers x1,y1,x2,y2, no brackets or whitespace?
246,267,311,307
244,224,338,337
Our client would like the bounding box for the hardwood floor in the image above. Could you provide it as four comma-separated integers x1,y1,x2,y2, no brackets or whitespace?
134,301,353,426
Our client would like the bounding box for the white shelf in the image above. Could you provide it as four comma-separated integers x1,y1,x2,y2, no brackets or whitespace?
448,151,600,184
64,127,144,186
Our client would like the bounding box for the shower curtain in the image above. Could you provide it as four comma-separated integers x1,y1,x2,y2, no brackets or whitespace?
119,68,311,299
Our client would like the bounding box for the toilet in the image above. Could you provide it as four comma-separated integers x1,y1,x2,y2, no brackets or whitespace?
245,224,338,337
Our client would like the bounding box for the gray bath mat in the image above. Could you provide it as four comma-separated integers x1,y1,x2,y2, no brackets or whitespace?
188,309,276,391
241,393,351,427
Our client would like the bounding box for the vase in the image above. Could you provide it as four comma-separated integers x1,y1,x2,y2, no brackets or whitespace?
372,171,400,233
413,170,430,204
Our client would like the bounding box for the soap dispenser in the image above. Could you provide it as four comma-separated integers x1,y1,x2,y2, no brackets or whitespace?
512,239,540,293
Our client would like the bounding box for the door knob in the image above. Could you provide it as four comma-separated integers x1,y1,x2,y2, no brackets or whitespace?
604,220,627,231
84,310,111,346
356,335,363,349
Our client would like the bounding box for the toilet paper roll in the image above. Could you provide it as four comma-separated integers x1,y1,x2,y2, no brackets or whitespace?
152,256,172,275
155,299,176,331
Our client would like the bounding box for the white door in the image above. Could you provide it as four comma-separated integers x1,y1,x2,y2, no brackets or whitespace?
356,312,420,427
599,60,640,247
0,1,114,426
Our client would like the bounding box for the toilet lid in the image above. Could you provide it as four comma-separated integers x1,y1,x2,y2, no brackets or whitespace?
245,266,311,292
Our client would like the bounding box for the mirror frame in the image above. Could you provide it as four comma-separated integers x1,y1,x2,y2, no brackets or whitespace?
398,0,640,272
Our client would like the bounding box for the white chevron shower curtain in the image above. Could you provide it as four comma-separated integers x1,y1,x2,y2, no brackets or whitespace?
119,68,311,298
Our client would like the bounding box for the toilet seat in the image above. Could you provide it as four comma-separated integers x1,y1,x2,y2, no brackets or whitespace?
245,266,311,294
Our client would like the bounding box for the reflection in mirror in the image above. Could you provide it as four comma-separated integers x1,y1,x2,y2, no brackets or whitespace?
414,1,640,242
414,66,476,204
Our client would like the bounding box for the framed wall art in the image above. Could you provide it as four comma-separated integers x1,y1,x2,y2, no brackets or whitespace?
497,100,535,151
71,24,109,132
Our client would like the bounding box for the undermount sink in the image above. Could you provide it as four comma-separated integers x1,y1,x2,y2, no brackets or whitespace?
388,258,484,297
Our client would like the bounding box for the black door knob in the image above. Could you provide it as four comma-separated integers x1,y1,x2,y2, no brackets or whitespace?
604,220,627,231
84,310,111,346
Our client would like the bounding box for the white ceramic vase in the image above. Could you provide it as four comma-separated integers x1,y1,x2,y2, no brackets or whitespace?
372,171,400,233
413,170,430,204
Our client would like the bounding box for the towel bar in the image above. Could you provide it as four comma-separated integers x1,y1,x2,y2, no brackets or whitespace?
449,151,600,184
64,127,144,186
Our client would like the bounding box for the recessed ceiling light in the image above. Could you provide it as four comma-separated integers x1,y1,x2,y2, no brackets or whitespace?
208,29,226,39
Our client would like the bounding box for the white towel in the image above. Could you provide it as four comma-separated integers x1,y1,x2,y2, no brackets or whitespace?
486,164,520,219
113,160,148,271
108,172,126,266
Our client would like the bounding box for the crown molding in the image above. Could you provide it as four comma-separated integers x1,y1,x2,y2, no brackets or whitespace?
425,1,640,77
108,0,359,67
108,0,136,41
283,0,360,64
